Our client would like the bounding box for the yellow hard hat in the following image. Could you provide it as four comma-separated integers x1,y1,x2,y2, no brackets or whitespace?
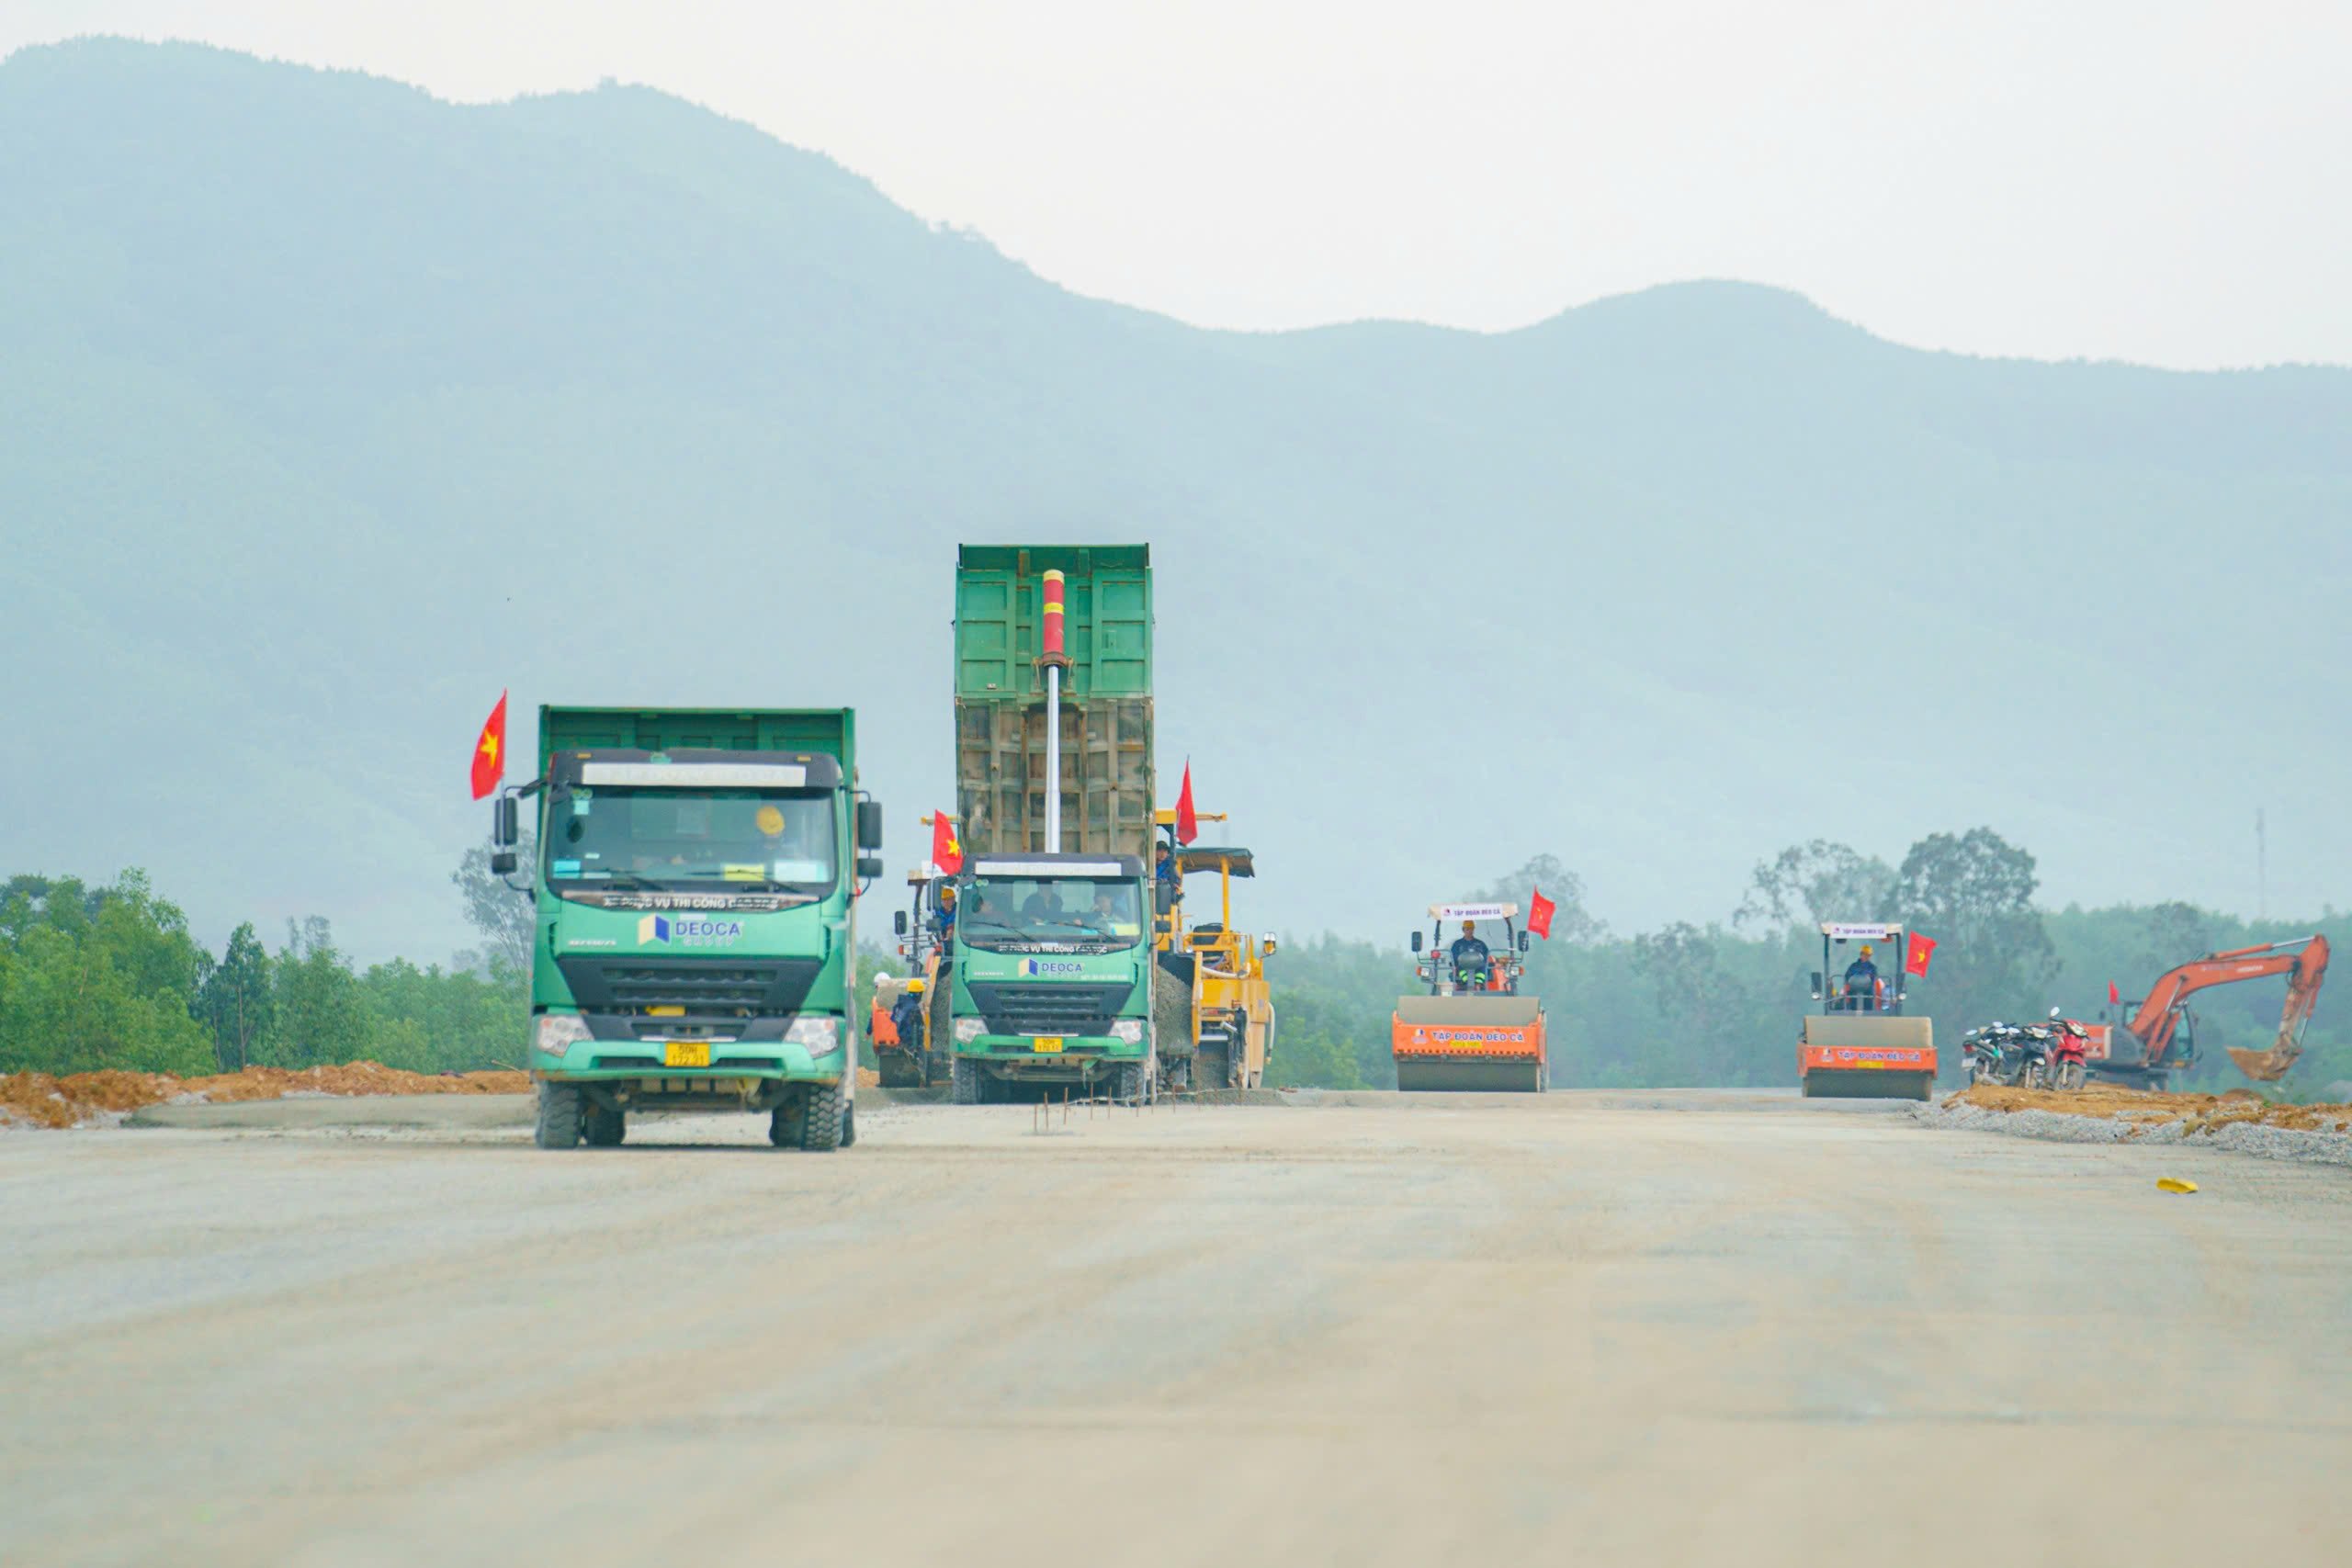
1461,920,1476,934
1860,943,1874,957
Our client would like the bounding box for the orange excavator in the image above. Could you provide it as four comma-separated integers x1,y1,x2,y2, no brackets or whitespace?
2085,936,2330,1089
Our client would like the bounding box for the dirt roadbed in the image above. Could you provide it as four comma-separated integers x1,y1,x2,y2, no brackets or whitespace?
5,1091,2347,1567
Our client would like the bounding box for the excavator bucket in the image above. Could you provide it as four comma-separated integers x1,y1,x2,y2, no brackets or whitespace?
2226,1043,2298,1082
1392,994,1547,1093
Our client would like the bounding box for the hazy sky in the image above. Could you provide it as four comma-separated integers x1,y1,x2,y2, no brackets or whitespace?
9,1,2348,367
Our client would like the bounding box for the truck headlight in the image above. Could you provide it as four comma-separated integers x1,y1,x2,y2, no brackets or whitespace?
1109,1020,1145,1044
954,1017,986,1043
784,1016,840,1051
534,1013,593,1058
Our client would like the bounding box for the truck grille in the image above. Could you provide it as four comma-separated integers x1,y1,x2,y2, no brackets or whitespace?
964,981,1134,1038
557,956,822,1020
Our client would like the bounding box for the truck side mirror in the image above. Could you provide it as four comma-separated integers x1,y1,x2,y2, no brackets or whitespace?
855,855,883,880
1410,931,1423,953
490,850,518,875
893,910,908,936
856,800,885,852
1154,884,1175,916
492,795,518,849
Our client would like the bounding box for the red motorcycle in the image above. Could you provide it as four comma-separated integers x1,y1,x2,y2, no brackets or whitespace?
2045,1009,2092,1092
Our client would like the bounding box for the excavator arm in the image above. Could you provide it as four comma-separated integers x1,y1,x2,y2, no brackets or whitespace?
2125,936,2331,1082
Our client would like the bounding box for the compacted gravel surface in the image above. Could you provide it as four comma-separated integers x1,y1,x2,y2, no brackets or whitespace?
5,1090,2347,1566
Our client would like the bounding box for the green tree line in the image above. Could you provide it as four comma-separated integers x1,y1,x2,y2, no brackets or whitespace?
0,870,523,1077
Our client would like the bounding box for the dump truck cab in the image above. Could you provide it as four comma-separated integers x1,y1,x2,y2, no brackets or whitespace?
505,706,882,1151
1796,920,1936,1100
1391,902,1547,1092
947,852,1157,1102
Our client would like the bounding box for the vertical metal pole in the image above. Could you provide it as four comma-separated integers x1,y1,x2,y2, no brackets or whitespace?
1041,569,1067,853
1045,664,1061,852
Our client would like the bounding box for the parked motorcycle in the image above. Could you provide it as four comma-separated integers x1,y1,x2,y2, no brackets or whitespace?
1960,1025,2011,1086
2045,1008,2091,1092
2009,1022,2052,1089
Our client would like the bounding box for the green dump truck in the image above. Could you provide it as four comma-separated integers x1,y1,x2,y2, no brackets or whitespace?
493,705,883,1149
943,547,1170,1102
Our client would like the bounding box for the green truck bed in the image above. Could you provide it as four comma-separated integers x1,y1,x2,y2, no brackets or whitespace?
954,546,1154,858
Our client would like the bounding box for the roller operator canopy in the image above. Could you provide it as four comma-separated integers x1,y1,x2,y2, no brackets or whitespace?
1431,903,1519,921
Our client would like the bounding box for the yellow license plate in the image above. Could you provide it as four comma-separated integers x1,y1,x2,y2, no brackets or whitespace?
647,1005,685,1018
1031,1037,1065,1054
663,1042,710,1067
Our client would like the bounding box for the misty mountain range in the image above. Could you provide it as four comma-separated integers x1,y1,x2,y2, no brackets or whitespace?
4,38,2346,964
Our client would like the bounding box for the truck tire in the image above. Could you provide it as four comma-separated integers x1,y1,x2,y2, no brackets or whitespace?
583,1102,626,1146
1115,1058,1150,1104
769,1090,805,1147
953,1057,984,1105
926,985,953,1089
841,1100,857,1147
798,1079,847,1152
534,1083,583,1150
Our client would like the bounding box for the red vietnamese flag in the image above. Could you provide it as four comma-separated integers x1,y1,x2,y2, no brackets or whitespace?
930,811,963,875
2109,980,2121,1006
1527,887,1556,940
1904,930,1937,977
469,691,507,801
1174,762,1199,845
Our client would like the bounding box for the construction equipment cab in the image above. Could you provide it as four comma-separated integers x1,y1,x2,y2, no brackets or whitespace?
1797,921,1935,1100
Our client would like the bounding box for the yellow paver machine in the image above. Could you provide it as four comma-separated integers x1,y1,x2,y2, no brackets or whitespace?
1152,813,1277,1091
1391,903,1547,1092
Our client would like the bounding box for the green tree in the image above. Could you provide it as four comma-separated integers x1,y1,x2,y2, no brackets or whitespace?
0,876,212,1076
1734,840,1897,931
197,920,274,1070
452,837,535,978
1889,829,2057,1032
263,917,373,1067
1262,992,1370,1089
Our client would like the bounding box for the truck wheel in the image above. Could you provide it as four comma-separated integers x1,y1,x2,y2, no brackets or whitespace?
534,1083,583,1149
953,1057,984,1105
769,1090,806,1147
1115,1060,1149,1103
583,1102,626,1146
840,1100,857,1147
798,1079,847,1152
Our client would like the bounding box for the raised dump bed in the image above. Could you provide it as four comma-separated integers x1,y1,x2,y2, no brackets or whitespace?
1392,994,1548,1092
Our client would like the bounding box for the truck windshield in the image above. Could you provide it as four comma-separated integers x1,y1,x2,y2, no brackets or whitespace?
545,788,836,894
958,877,1141,951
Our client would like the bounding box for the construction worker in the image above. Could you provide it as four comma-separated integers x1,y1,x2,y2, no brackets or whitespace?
1449,920,1491,987
930,883,957,943
1843,944,1881,1011
1155,840,1182,920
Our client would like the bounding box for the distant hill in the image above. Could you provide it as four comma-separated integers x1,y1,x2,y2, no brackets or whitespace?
4,38,2346,962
